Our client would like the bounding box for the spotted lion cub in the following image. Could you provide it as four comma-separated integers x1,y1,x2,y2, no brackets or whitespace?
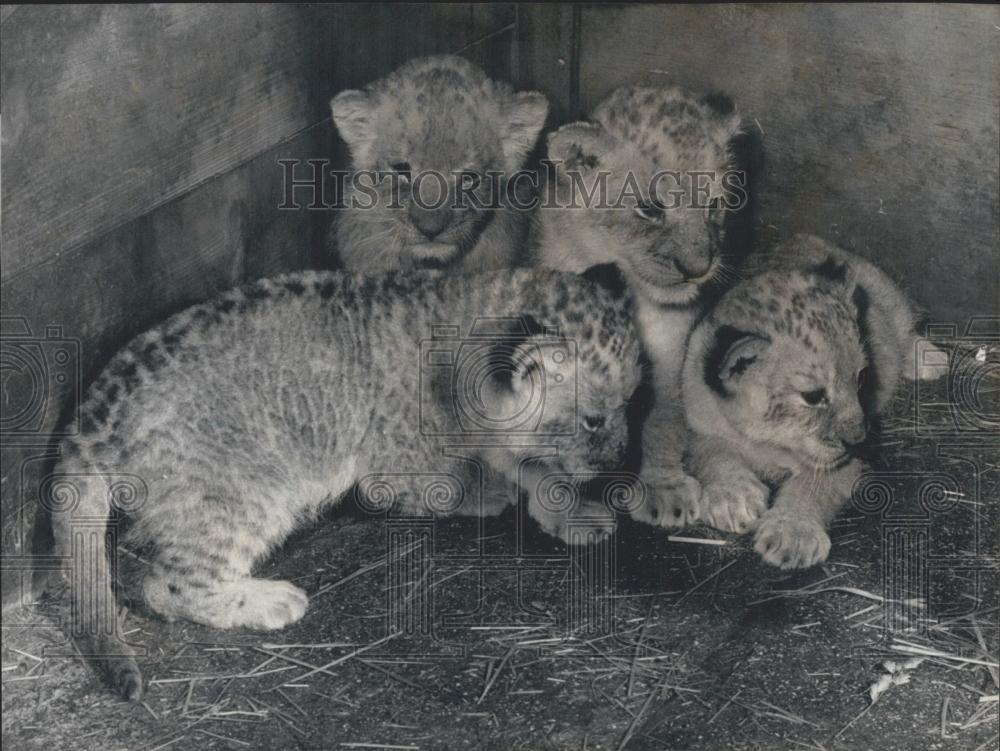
533,84,752,528
50,267,640,699
683,235,946,569
330,55,548,271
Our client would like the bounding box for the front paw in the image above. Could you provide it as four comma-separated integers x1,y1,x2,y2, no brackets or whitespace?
753,513,830,569
700,478,769,534
632,472,702,529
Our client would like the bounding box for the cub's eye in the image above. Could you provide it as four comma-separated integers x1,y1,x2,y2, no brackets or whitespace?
582,414,605,432
390,161,412,180
634,202,662,222
800,388,828,406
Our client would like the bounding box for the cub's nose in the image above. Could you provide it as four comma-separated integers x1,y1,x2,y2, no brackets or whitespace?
409,205,452,240
671,238,714,280
674,254,713,280
839,422,868,452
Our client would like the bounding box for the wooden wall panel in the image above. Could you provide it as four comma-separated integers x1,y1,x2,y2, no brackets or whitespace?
516,4,579,124
322,3,516,88
0,3,519,604
1,4,330,280
563,4,998,324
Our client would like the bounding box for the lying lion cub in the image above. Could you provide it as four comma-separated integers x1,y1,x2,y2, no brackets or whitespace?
683,234,945,568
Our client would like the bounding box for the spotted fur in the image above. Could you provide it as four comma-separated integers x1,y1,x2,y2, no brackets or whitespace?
684,236,946,568
330,55,548,271
50,268,640,700
532,84,751,529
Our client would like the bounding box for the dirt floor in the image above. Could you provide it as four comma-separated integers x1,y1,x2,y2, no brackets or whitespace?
3,379,998,750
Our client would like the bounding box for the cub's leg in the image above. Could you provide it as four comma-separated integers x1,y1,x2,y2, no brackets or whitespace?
140,484,317,630
629,305,702,529
754,459,863,570
353,462,514,518
51,473,143,700
687,435,769,534
631,403,702,528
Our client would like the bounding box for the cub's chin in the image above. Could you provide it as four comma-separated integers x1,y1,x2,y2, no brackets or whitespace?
633,275,702,307
804,449,853,472
409,241,460,264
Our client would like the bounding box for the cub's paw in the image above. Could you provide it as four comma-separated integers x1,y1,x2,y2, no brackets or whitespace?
632,472,702,529
241,580,309,630
146,574,309,631
107,654,143,702
206,579,309,630
700,477,769,534
531,500,615,545
754,514,830,570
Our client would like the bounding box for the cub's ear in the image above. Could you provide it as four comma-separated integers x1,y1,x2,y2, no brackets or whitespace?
331,90,376,163
704,325,771,396
547,122,617,173
581,263,631,302
501,91,549,171
810,256,850,285
810,254,863,305
700,90,736,117
700,90,743,137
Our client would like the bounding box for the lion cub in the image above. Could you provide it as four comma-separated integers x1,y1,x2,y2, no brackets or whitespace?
330,55,548,272
533,83,751,528
683,235,946,568
50,267,640,699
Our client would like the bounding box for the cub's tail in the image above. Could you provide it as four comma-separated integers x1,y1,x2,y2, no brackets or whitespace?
47,460,143,700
